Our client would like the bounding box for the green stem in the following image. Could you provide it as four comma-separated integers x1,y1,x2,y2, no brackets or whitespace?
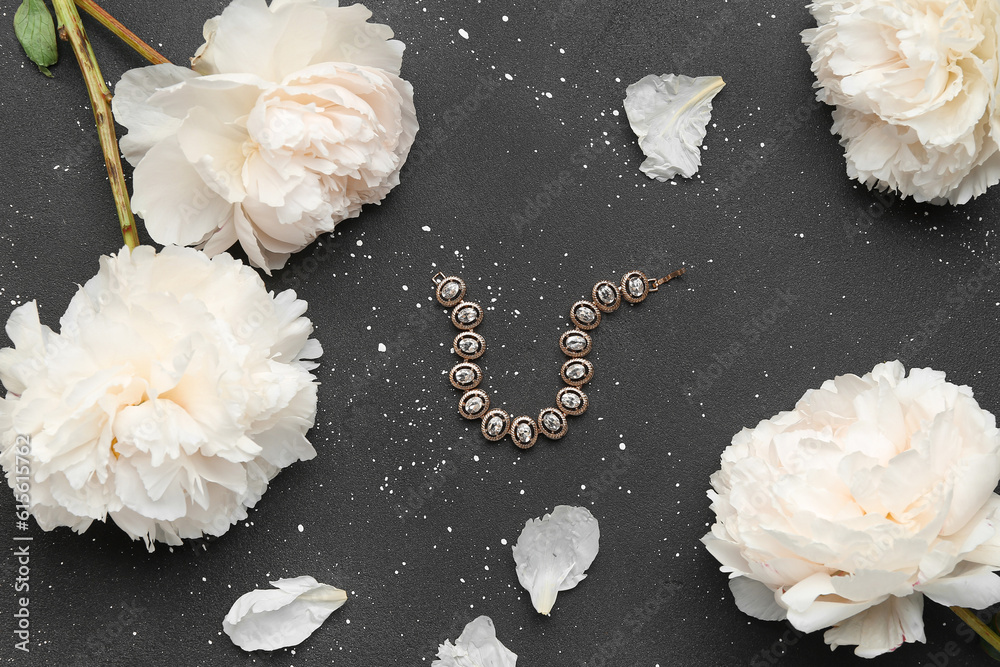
951,606,1000,655
73,0,170,65
51,0,140,249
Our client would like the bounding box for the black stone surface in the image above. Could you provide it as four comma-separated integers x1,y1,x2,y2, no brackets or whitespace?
2,1,999,665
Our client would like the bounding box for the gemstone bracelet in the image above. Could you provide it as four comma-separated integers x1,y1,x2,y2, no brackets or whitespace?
432,268,686,449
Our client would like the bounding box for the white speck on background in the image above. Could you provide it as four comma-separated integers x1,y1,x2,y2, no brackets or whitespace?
378,343,387,353
458,28,469,39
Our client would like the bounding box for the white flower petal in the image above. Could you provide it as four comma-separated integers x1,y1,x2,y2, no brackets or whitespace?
192,0,326,81
823,594,926,659
223,576,347,651
131,137,234,247
112,63,200,164
146,73,270,124
729,577,787,622
0,301,54,394
624,73,725,181
176,106,250,204
512,505,599,615
917,565,1000,608
432,616,517,667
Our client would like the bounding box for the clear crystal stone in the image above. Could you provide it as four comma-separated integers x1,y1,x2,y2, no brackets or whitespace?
597,284,616,304
486,416,504,436
457,307,478,324
565,335,587,351
542,412,562,432
464,396,484,414
575,306,596,324
566,363,586,380
628,276,645,297
455,368,475,384
561,392,581,409
459,337,480,354
441,281,460,300
516,423,532,443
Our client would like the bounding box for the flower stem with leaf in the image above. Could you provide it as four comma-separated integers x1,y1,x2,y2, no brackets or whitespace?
50,0,139,248
950,607,1000,659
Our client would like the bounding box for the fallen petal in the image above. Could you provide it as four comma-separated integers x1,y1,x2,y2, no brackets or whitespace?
624,73,725,181
512,505,600,615
223,575,347,651
432,615,517,667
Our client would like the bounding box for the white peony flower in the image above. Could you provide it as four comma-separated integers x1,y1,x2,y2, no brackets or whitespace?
802,0,1000,204
113,0,418,272
703,361,1000,658
0,245,322,550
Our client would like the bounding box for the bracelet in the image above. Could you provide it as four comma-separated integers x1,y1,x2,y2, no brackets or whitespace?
432,268,686,450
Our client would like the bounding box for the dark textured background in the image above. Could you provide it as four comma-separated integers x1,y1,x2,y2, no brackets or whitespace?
2,1,1000,665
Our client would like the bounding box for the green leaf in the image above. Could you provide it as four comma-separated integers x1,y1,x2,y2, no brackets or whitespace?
984,613,1000,661
14,0,58,78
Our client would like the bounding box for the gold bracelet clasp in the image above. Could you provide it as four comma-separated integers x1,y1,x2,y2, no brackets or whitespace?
648,267,686,292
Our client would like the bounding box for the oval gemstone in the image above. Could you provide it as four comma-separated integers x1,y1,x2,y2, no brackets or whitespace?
597,284,617,304
561,392,582,409
486,416,505,436
457,307,478,324
576,306,596,324
542,412,563,432
566,335,587,351
459,337,480,354
465,396,484,414
628,276,645,297
455,368,475,384
566,363,586,380
516,423,532,443
441,281,460,300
